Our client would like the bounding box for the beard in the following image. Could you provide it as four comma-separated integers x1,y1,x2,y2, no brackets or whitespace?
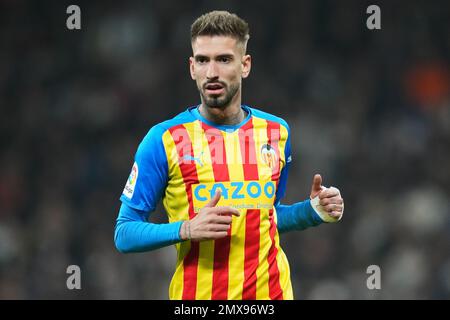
199,81,240,109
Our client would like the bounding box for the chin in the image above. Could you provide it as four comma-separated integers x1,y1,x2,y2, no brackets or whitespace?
205,101,228,109
203,96,229,109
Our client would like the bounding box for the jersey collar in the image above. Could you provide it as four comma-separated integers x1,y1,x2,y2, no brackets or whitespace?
189,105,252,132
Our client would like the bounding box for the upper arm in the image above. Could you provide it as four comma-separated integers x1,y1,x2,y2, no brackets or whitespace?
120,125,169,212
275,123,291,206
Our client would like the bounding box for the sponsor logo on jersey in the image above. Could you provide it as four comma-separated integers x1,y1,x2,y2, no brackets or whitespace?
192,181,276,212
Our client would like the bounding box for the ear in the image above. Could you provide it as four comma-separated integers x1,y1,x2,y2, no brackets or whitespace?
241,54,251,79
189,56,195,80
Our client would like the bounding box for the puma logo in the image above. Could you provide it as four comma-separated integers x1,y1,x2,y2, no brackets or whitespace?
182,152,204,167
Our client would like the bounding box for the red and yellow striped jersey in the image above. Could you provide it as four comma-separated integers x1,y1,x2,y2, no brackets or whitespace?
121,105,293,300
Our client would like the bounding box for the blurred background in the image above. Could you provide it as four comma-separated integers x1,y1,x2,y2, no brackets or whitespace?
0,0,449,299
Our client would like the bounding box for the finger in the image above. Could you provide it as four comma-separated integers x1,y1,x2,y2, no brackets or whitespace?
319,197,343,206
329,211,343,218
324,204,343,213
319,187,340,199
310,174,324,199
204,231,229,240
312,174,322,192
209,215,233,225
205,189,222,208
209,206,240,216
207,223,231,232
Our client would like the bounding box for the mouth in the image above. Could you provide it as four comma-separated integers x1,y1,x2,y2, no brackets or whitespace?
204,82,225,95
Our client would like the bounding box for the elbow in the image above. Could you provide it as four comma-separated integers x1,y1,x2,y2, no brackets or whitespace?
114,239,128,254
114,224,131,254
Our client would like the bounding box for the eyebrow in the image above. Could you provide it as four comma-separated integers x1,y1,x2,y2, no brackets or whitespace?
194,54,208,60
216,54,234,60
194,54,234,60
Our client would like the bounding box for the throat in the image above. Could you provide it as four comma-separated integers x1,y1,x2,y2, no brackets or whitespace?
199,105,247,126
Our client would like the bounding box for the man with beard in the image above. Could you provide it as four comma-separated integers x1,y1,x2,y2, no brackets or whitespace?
115,10,344,300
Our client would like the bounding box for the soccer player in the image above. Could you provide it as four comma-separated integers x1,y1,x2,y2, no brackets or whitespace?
114,10,344,300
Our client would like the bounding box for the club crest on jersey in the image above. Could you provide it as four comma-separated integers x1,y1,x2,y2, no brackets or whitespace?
260,144,277,169
123,162,138,199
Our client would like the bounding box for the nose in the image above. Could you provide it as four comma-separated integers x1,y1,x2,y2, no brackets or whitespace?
206,61,219,80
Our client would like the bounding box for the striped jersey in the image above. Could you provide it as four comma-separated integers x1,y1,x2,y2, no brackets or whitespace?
120,105,293,300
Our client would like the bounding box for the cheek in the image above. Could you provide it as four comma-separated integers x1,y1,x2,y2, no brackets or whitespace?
195,78,203,89
223,66,242,83
192,68,205,82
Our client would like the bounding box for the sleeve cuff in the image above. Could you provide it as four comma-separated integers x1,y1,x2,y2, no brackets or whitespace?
172,220,184,241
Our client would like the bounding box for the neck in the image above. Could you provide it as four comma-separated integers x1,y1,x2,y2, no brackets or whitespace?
199,100,246,126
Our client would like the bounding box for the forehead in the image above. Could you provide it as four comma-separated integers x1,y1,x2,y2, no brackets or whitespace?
191,35,240,56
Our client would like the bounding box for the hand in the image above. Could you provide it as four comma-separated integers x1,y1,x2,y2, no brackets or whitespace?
180,189,240,241
310,174,344,221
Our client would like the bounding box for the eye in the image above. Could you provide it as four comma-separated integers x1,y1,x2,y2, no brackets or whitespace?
218,57,231,63
196,57,208,64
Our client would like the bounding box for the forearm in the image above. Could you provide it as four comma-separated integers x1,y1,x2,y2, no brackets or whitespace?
114,203,184,253
276,199,323,233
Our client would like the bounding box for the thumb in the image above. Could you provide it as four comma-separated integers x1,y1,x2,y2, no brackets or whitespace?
310,174,323,198
205,189,222,208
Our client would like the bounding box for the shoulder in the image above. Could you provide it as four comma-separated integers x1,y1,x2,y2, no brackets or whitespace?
140,107,197,146
248,106,290,132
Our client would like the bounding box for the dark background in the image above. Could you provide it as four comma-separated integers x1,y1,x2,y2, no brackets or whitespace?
0,0,449,299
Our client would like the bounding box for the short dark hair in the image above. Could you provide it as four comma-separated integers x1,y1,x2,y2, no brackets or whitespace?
191,11,250,47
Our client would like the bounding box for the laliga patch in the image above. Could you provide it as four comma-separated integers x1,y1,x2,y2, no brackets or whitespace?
123,162,138,199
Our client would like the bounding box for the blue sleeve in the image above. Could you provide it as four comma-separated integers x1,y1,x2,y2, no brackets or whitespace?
120,124,168,212
114,203,184,253
274,123,323,233
274,127,291,205
276,200,323,233
115,124,184,253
